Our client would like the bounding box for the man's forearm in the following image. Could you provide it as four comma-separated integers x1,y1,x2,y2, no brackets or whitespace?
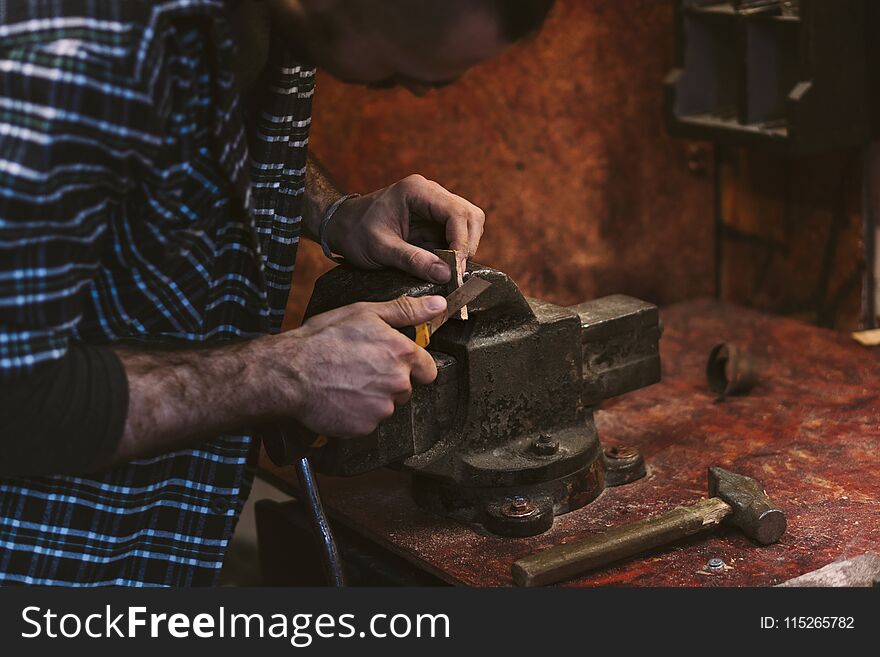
111,155,345,465
110,335,303,466
303,154,345,241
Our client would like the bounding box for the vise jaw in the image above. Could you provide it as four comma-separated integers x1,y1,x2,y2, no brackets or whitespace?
304,263,661,537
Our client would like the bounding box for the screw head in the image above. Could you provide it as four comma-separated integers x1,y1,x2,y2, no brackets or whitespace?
707,557,725,571
685,144,709,176
531,434,559,456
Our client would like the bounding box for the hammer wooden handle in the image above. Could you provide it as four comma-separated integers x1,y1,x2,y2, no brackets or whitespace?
512,497,731,587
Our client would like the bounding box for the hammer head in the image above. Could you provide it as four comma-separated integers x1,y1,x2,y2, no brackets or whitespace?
708,467,786,545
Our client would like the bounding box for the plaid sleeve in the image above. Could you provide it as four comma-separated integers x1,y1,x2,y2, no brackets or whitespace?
0,37,157,379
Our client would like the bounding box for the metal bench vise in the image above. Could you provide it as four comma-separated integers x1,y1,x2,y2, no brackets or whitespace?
304,263,662,537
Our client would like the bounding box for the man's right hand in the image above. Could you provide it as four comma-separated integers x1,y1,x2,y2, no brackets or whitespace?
261,294,447,438
108,295,446,468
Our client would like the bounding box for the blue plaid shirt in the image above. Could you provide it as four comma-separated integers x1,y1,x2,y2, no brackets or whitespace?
0,0,314,585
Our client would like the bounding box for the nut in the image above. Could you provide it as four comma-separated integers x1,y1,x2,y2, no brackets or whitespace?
707,557,725,572
604,445,639,460
501,496,537,518
531,434,559,456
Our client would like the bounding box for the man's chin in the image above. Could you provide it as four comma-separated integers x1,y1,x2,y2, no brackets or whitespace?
325,69,398,90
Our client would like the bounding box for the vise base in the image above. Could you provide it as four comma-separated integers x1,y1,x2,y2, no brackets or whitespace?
303,263,661,537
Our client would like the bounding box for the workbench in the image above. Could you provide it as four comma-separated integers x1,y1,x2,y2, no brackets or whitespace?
259,299,880,586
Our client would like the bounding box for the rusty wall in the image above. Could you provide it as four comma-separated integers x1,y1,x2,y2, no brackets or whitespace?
719,147,866,330
283,1,870,333
283,0,715,329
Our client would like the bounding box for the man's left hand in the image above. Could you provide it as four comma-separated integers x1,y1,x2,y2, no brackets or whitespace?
323,174,485,283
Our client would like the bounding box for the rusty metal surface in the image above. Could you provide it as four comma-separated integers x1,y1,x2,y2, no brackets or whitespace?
260,299,880,586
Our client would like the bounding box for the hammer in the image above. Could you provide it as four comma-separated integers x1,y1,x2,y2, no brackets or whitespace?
512,467,786,586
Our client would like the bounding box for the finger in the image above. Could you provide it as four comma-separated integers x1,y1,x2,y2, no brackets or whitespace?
379,236,451,283
402,175,473,256
393,387,413,405
369,294,447,329
343,400,394,438
410,349,438,385
466,206,486,257
375,398,396,423
338,415,382,439
300,302,363,331
446,201,484,259
443,212,470,259
386,369,414,405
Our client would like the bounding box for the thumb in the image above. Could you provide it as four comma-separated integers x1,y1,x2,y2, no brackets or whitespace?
384,238,451,284
371,295,447,329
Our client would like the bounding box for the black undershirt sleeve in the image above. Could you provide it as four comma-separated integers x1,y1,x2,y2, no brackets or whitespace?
0,344,129,477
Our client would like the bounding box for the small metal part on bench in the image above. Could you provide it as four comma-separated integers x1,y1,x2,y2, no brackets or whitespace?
706,557,725,572
303,262,662,537
706,342,760,398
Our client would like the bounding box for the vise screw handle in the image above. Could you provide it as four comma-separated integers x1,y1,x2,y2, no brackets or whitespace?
261,420,328,466
260,421,345,587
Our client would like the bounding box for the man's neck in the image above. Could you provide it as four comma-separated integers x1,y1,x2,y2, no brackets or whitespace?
231,0,271,91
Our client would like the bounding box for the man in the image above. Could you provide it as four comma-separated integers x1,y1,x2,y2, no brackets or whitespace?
0,0,554,586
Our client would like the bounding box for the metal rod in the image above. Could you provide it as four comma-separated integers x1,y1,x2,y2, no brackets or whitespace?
294,456,346,587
